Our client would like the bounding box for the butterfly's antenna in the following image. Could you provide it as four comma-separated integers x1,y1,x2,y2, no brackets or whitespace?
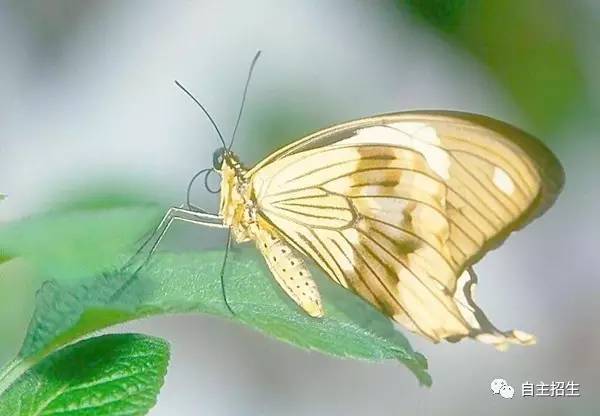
229,50,261,151
174,80,228,149
221,229,236,316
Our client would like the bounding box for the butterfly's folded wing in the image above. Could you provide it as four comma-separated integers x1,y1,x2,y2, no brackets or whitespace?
248,112,564,350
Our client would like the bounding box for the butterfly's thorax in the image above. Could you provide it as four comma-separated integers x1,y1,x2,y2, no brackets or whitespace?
218,153,259,243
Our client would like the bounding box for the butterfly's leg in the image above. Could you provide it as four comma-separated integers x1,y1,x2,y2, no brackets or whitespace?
114,208,226,302
125,203,190,268
124,206,226,271
145,207,225,261
131,202,210,254
219,228,236,316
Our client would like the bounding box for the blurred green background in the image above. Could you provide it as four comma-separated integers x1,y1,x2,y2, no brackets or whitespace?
1,1,598,415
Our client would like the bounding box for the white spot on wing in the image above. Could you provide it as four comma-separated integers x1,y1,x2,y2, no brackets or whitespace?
342,122,451,180
420,146,450,180
493,167,515,195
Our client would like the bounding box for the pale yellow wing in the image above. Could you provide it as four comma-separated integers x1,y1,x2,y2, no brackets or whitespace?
248,111,564,349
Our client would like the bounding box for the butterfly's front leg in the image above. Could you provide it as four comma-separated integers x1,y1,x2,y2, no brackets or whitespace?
124,205,227,272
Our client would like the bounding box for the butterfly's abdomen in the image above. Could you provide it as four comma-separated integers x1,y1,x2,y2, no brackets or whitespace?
255,226,323,318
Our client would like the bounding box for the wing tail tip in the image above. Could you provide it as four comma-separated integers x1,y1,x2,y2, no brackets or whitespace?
475,329,537,351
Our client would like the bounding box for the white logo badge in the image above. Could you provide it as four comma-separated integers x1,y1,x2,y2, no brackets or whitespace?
491,378,507,394
500,385,515,399
491,378,514,399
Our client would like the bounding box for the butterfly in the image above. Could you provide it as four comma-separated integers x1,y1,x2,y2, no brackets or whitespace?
133,54,564,351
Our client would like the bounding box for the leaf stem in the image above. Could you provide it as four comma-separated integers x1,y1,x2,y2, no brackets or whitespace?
0,357,29,397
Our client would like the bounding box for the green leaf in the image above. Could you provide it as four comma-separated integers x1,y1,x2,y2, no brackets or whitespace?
401,0,588,133
0,205,162,363
0,206,161,282
0,206,431,386
21,251,430,385
0,334,169,416
0,259,37,365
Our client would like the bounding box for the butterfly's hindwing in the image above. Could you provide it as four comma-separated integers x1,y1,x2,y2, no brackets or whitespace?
247,112,563,349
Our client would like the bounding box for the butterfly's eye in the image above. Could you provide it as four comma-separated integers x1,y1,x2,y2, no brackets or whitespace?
213,147,226,170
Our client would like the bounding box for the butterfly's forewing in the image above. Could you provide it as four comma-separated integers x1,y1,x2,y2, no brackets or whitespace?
247,111,564,349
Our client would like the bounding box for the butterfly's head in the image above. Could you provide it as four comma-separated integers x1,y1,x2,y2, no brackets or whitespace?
212,147,227,171
212,147,244,173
